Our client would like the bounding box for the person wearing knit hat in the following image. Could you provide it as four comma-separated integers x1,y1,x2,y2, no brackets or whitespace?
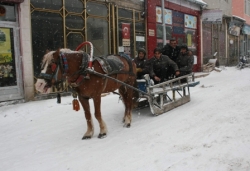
176,44,194,82
133,48,149,79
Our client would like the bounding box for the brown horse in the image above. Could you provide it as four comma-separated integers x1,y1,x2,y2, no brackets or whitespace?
35,45,139,139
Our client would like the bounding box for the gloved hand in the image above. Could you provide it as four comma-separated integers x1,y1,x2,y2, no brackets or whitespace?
136,68,142,72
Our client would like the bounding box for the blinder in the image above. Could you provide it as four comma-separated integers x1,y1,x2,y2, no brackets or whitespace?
37,59,60,82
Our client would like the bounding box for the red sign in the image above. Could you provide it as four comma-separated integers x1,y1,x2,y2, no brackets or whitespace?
122,23,130,39
122,23,130,46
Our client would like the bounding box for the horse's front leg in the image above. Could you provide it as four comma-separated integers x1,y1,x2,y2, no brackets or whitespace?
119,86,132,128
78,96,94,140
93,95,107,139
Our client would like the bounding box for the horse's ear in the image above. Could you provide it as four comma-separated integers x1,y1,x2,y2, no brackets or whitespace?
53,48,61,60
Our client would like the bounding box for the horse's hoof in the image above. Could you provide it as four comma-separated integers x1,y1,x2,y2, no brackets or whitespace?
123,123,131,128
98,133,107,139
82,136,91,140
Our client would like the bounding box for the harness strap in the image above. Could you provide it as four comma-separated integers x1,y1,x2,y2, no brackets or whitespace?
60,52,69,75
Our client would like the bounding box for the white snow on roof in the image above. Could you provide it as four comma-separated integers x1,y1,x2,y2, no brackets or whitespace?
232,15,246,22
186,0,207,6
195,0,207,5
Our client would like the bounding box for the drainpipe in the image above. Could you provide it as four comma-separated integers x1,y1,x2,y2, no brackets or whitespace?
161,0,166,46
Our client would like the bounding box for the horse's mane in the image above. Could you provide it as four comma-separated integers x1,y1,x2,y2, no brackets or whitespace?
42,51,55,65
42,48,80,64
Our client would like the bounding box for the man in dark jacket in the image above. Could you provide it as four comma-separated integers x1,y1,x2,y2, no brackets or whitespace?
161,39,180,79
134,48,149,79
161,38,180,62
147,47,180,84
176,45,194,76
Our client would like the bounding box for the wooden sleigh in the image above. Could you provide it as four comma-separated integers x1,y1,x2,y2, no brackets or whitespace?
136,74,200,115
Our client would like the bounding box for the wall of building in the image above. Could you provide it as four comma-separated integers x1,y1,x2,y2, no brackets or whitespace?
19,0,34,101
232,0,250,24
203,0,232,16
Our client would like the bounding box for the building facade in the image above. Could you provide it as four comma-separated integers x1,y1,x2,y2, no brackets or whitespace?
146,0,206,72
1,0,146,102
201,0,232,66
202,0,250,66
232,0,250,58
0,0,207,102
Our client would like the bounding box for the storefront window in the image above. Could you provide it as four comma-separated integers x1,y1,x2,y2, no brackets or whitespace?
87,17,108,56
0,27,17,87
65,0,83,13
31,11,63,76
87,2,107,16
67,33,84,50
0,4,16,22
31,0,62,10
66,15,84,29
135,22,144,31
185,28,197,53
156,24,172,47
118,8,133,18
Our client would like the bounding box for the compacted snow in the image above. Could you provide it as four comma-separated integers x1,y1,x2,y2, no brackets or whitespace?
1,67,250,171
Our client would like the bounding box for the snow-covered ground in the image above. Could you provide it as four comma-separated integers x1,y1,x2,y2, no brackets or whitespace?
1,67,250,171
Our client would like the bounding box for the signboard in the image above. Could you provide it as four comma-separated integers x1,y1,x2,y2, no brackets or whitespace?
172,11,184,34
185,14,197,29
228,23,240,36
122,23,130,46
0,28,12,64
148,29,155,36
242,25,250,35
202,9,223,24
156,6,172,25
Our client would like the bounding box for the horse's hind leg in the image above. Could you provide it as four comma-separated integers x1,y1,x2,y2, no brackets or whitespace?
78,97,94,140
119,85,133,128
93,95,107,139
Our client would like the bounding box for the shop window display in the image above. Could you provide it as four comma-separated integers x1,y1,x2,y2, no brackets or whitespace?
0,27,16,87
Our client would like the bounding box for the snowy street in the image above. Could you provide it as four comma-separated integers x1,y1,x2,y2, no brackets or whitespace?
0,67,250,171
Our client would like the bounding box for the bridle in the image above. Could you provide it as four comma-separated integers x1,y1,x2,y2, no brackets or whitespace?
38,41,94,88
38,51,89,88
38,52,69,88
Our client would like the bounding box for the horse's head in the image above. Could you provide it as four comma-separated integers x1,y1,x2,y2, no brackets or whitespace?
35,49,64,93
35,49,90,93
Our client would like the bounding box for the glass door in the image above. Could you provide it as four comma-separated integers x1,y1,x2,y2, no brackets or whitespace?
0,24,23,101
